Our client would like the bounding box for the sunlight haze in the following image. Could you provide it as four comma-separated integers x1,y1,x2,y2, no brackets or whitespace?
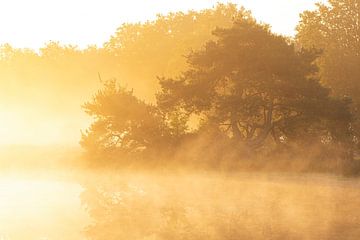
0,0,322,145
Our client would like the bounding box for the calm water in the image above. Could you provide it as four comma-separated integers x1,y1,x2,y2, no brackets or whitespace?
1,170,360,240
0,173,90,240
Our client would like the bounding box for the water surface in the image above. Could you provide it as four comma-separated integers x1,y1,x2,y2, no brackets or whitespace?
0,173,89,240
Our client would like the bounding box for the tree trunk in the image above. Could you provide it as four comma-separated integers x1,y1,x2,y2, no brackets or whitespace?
231,112,242,140
249,102,274,148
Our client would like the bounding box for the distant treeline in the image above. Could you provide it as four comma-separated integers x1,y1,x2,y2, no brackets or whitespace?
79,1,360,175
0,3,241,109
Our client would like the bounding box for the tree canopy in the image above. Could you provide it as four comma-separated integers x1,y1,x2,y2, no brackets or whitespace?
296,0,360,148
81,80,174,166
104,3,252,101
158,18,352,149
296,0,360,103
82,14,355,169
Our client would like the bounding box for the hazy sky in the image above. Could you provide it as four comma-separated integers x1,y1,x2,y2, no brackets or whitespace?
0,0,322,49
0,0,324,145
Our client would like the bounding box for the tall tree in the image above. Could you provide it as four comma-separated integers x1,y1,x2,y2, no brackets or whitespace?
158,18,352,149
296,0,360,150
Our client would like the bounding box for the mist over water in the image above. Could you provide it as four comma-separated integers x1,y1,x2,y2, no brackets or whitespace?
1,145,360,240
0,175,88,240
0,146,88,240
80,171,360,240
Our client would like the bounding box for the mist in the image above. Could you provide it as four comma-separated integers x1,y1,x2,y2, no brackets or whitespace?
80,170,360,240
1,1,360,240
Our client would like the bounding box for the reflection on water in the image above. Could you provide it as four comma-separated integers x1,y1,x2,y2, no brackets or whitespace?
1,170,360,240
0,174,89,240
81,172,360,240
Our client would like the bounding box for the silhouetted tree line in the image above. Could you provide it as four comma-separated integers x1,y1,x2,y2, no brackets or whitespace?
81,1,360,174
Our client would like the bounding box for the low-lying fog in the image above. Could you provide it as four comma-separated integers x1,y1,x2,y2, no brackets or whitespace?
1,146,360,240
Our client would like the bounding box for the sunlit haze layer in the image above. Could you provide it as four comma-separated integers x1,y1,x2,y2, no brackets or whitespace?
0,0,323,145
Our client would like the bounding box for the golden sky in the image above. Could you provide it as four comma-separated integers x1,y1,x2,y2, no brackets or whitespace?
0,0,322,49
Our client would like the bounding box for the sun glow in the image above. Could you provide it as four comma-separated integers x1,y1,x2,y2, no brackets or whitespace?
0,107,88,145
